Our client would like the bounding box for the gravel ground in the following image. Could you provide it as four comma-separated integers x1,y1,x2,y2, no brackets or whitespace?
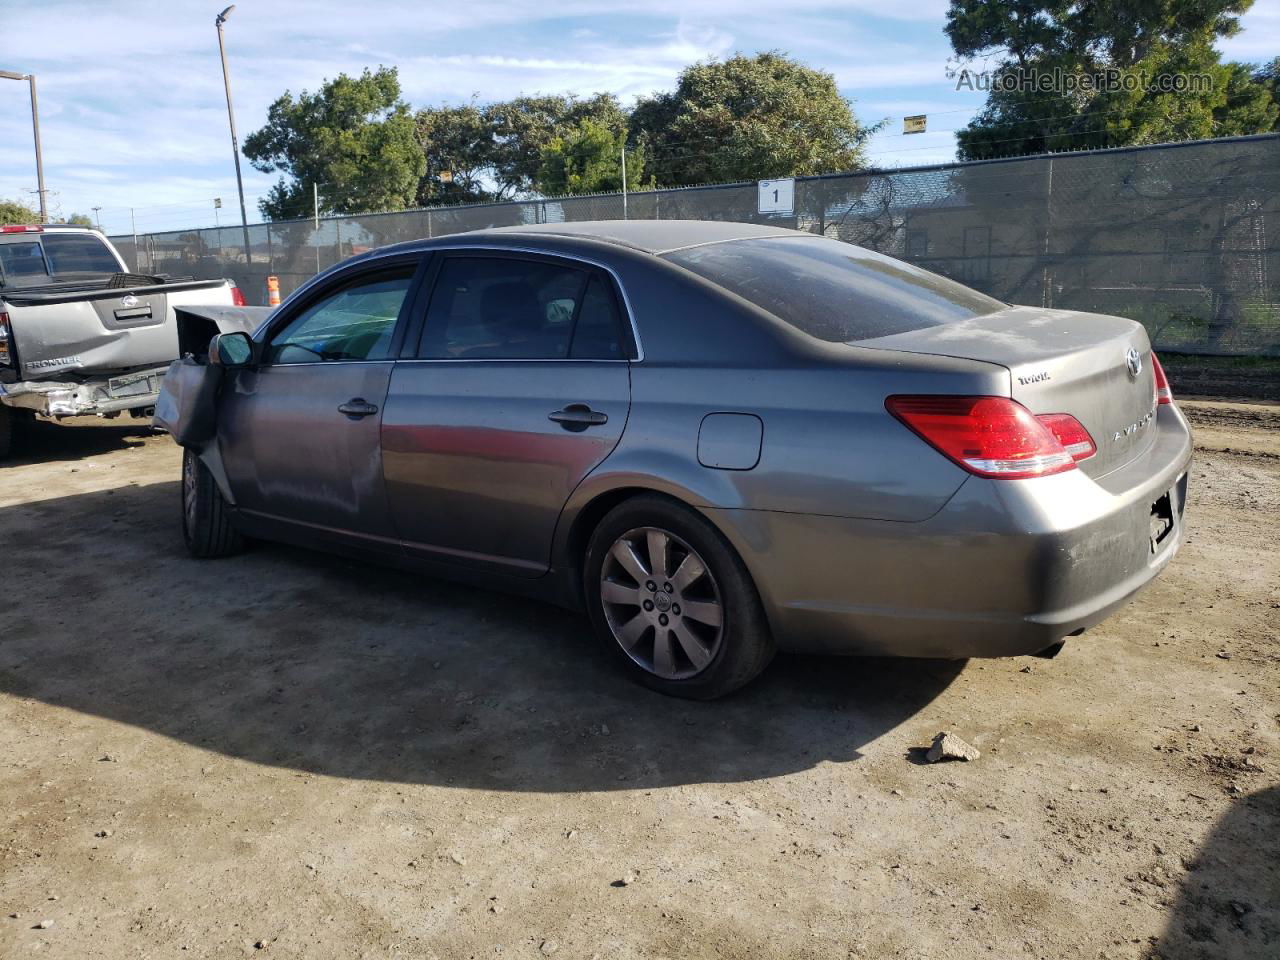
1,406,1276,960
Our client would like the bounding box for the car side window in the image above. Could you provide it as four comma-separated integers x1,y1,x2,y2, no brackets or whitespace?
418,256,625,360
569,273,626,360
268,267,415,365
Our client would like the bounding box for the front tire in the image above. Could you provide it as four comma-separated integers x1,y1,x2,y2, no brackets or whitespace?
181,447,244,558
584,494,774,699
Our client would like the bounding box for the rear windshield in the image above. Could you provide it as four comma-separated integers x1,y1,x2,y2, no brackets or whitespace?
665,234,1004,342
0,233,119,286
41,233,121,276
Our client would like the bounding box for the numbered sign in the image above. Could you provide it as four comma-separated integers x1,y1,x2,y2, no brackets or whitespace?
758,178,795,216
904,115,927,134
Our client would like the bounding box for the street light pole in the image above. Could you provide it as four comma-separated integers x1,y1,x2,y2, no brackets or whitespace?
214,6,252,266
0,69,48,222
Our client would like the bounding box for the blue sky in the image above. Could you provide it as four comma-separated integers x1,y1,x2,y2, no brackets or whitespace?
1,0,1276,236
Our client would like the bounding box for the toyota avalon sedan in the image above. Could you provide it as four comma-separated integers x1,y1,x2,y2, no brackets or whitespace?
159,220,1191,699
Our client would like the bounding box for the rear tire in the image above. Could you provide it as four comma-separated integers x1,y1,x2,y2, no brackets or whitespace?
181,447,244,558
584,494,774,700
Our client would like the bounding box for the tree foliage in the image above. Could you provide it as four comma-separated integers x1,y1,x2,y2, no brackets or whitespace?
245,54,875,216
632,52,875,186
1256,57,1280,129
243,66,425,220
0,198,39,225
535,117,648,196
947,0,1277,159
63,213,94,227
414,101,497,205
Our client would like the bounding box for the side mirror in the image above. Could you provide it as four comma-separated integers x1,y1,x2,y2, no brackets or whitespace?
208,331,254,368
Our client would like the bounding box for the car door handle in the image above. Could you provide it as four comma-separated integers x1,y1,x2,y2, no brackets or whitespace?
548,403,608,430
338,398,379,419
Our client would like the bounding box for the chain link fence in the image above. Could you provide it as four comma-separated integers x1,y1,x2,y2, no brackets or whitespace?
110,133,1280,355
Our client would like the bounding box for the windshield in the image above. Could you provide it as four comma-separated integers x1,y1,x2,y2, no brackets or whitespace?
665,234,1004,342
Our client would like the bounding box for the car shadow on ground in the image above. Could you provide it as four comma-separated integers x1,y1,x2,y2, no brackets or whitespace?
1150,785,1280,960
0,477,964,792
1,416,154,466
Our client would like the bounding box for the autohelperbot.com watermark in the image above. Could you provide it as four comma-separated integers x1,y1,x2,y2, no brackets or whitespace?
952,66,1213,95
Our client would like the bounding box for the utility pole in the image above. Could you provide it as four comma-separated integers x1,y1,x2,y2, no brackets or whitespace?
0,69,47,221
215,6,252,266
313,182,321,273
91,206,102,230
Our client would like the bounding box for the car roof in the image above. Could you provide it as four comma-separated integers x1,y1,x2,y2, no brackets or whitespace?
466,220,801,255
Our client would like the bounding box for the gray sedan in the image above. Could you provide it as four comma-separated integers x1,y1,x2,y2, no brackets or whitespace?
168,221,1192,699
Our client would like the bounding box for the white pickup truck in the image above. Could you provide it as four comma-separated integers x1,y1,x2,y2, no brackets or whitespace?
0,224,245,458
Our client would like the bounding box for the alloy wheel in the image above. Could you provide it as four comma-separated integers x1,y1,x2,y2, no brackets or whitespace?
600,526,724,679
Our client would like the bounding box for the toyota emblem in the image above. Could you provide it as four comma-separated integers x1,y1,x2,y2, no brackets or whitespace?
1125,347,1142,378
120,294,139,308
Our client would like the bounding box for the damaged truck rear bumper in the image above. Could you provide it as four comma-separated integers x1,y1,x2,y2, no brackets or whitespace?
0,365,168,417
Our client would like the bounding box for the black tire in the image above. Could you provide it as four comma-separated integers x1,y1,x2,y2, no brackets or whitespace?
0,405,12,460
181,447,244,558
584,494,775,700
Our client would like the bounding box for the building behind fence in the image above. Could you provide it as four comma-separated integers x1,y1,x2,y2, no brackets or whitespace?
110,134,1280,355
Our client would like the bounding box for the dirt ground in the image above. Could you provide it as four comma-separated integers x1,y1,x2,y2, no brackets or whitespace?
1,400,1276,960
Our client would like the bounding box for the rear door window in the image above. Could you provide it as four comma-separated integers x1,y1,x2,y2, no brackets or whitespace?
665,234,1004,342
418,255,627,360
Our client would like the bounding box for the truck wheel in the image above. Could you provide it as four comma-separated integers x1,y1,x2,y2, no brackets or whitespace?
181,447,244,558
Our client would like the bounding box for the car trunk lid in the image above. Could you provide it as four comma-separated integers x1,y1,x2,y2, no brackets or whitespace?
856,305,1157,478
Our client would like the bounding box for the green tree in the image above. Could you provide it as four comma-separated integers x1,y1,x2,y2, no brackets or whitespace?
632,52,875,186
535,117,648,196
1255,57,1280,128
414,101,498,205
484,93,628,198
243,66,425,220
0,198,39,225
62,213,94,227
946,0,1276,158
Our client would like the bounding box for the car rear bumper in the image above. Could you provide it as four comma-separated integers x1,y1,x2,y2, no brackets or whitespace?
0,366,167,417
708,404,1193,658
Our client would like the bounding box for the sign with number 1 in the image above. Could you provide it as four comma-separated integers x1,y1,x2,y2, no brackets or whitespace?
758,178,795,216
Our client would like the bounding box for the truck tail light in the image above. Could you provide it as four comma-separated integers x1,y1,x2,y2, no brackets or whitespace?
0,312,12,367
0,224,42,233
885,395,1079,479
229,281,247,307
1151,351,1173,405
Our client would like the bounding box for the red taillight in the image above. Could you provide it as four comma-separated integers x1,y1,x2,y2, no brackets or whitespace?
0,224,42,233
886,395,1079,479
1036,413,1096,462
0,311,12,367
1151,351,1173,405
229,282,247,307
